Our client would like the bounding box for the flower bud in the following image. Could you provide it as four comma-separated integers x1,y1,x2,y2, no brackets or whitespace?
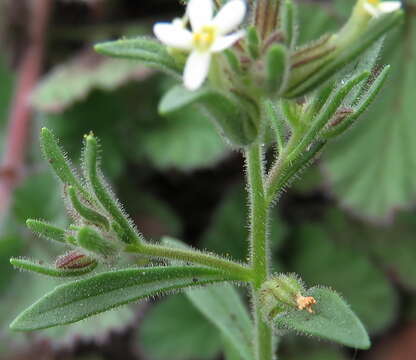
55,250,97,270
283,0,402,98
77,226,119,258
259,274,317,320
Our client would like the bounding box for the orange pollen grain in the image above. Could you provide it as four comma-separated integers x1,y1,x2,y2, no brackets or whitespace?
296,295,317,314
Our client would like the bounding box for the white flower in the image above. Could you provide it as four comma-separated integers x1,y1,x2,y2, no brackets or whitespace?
363,0,401,17
154,0,246,90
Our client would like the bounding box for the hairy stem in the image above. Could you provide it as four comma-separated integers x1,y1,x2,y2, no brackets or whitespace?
246,144,274,360
126,243,253,281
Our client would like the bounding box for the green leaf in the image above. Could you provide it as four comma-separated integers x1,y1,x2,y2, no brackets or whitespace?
159,85,258,147
68,186,110,230
94,37,181,77
10,266,236,331
266,44,289,94
32,51,153,113
140,295,222,360
283,346,348,360
365,211,416,291
272,287,370,349
323,21,416,220
26,219,66,244
40,128,88,199
161,238,254,360
141,106,228,170
84,134,143,245
10,257,97,278
290,220,397,334
186,284,254,360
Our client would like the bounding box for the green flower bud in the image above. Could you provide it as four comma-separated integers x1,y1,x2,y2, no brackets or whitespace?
283,0,403,98
77,226,119,258
259,274,317,320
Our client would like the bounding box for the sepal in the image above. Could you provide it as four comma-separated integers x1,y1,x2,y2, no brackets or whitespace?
159,85,259,147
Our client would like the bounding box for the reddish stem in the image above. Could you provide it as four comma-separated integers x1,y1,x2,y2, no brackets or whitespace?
0,0,53,216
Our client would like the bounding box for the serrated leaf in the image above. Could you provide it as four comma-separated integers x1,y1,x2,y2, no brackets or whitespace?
32,51,153,113
290,219,397,334
273,287,370,349
94,37,181,77
140,295,222,360
10,266,237,331
323,20,416,220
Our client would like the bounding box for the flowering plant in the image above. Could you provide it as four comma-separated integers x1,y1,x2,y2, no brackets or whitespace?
9,1,403,359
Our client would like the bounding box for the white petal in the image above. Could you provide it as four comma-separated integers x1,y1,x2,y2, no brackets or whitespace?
212,0,246,34
379,1,401,13
153,23,193,50
363,3,380,16
188,0,214,31
211,30,245,52
183,51,211,90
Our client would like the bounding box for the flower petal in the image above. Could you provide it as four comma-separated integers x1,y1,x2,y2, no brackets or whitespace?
183,51,211,90
188,0,214,31
212,0,246,34
153,23,193,50
211,30,245,52
363,3,379,16
379,1,401,13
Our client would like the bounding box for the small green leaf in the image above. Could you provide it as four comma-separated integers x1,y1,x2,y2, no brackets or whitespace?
26,219,66,244
140,295,222,360
40,128,88,199
161,238,254,360
186,284,254,360
266,44,289,94
159,85,258,147
94,37,181,77
77,226,118,258
68,186,110,230
10,266,236,331
291,219,397,333
281,0,297,49
272,287,370,349
10,257,97,278
246,26,260,59
84,134,143,245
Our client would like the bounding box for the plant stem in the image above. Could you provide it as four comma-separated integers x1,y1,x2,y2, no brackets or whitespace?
126,243,253,281
246,144,273,360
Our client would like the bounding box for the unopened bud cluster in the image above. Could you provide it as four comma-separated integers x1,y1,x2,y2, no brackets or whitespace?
259,274,317,320
10,129,143,278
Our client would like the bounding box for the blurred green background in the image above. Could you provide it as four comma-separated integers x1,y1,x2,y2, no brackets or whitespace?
0,0,415,359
